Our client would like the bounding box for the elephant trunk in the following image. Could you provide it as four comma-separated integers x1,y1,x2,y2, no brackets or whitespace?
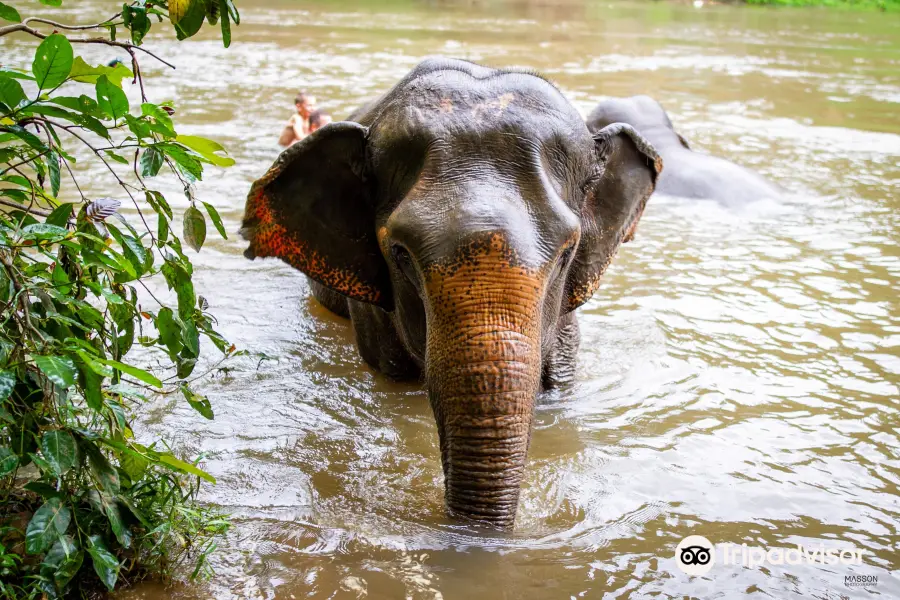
424,234,543,528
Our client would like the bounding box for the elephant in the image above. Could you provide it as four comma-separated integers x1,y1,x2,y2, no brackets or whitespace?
241,59,661,528
586,95,780,205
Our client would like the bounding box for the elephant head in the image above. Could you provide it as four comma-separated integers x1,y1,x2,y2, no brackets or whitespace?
242,59,661,528
586,95,692,150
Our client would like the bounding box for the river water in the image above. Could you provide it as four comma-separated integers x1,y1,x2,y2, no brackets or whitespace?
5,0,900,598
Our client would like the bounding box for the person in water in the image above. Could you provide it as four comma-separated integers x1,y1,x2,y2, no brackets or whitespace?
278,91,316,147
308,110,332,133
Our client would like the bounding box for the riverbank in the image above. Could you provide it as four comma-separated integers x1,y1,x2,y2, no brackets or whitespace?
742,0,899,10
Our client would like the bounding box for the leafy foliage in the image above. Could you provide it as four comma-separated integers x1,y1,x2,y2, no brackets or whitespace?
0,1,239,597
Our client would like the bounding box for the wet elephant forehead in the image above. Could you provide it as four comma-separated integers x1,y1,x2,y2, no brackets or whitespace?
389,93,571,136
370,69,584,143
433,92,516,120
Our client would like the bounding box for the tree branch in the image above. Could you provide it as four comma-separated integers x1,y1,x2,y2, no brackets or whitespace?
0,198,51,217
0,20,176,70
21,16,122,32
0,149,50,177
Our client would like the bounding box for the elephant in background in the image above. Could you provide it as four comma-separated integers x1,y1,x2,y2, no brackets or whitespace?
587,95,780,205
242,59,661,528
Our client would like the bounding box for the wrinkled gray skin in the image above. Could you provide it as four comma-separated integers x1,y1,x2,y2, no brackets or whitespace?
243,59,660,528
587,95,780,204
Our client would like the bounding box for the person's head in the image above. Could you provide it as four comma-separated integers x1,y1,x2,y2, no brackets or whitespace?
294,92,316,118
308,110,332,132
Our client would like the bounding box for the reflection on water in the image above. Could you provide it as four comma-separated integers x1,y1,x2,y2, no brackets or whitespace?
5,0,900,597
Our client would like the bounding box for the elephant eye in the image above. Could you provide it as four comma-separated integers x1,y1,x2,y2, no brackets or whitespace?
553,246,574,279
391,244,417,283
558,246,574,271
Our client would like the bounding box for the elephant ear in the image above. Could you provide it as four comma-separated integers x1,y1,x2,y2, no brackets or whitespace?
241,122,393,310
565,123,662,311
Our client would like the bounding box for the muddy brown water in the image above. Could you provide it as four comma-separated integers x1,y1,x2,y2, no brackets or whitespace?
3,0,900,598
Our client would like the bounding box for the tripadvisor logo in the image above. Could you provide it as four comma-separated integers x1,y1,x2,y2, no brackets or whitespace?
675,535,715,576
673,534,870,579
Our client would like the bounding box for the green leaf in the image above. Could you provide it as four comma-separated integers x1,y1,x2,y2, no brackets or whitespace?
0,447,18,476
183,205,206,252
181,316,200,358
96,75,129,122
106,496,131,548
158,453,216,483
175,134,235,167
107,223,149,275
123,5,150,45
156,307,183,356
75,349,113,377
24,481,63,499
38,0,62,5
3,124,47,152
161,257,195,317
0,2,21,23
25,498,71,554
120,449,148,481
21,222,69,241
202,201,228,240
169,0,191,23
34,355,77,388
141,103,175,137
78,113,112,139
124,113,151,140
46,202,74,227
100,151,127,166
51,94,106,118
29,452,53,474
43,536,83,590
146,189,172,219
103,245,138,280
32,34,73,91
0,75,25,108
219,0,231,47
0,368,15,401
159,142,203,180
139,147,163,177
226,0,240,24
117,495,151,529
82,441,120,495
0,68,33,81
171,0,206,39
27,104,111,139
41,430,77,475
176,356,197,378
101,284,126,305
82,367,103,411
95,357,162,388
68,57,132,87
181,385,213,419
87,535,119,591
157,210,169,244
206,0,219,24
48,149,61,196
